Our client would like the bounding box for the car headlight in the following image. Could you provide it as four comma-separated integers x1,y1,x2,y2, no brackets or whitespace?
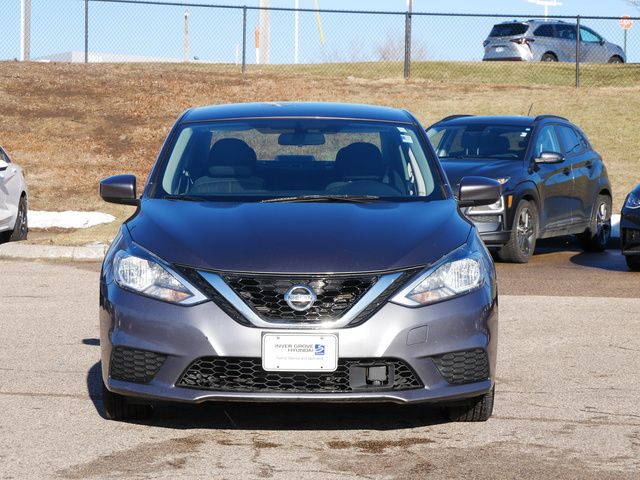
467,195,504,214
392,249,485,307
113,250,205,305
495,177,510,185
625,191,640,209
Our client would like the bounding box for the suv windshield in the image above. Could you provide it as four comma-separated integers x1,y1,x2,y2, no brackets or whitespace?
489,23,529,37
427,124,532,160
155,119,443,201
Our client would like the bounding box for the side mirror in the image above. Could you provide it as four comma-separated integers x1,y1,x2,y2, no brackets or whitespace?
457,176,502,208
100,174,138,205
534,151,564,164
0,159,8,171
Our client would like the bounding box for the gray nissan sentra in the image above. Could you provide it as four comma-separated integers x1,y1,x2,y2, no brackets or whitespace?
99,102,500,422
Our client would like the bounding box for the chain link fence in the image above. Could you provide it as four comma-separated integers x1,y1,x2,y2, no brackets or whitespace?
1,0,639,87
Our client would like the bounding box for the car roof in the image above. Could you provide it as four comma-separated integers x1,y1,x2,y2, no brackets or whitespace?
181,102,415,124
433,115,537,127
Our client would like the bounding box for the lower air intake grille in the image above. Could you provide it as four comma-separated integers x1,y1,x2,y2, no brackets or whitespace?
177,357,423,393
431,349,490,385
109,347,166,384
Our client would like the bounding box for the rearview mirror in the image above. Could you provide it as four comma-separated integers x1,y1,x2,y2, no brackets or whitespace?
100,174,138,205
534,152,564,164
457,176,502,208
0,159,8,171
278,132,325,146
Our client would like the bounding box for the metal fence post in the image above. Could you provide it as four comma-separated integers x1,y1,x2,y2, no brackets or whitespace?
575,15,580,88
242,6,247,75
84,0,89,63
403,0,413,79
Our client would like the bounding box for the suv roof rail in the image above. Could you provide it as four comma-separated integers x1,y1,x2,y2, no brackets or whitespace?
439,114,475,122
534,114,569,122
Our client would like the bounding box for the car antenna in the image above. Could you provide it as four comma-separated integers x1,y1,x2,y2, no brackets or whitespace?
527,103,534,116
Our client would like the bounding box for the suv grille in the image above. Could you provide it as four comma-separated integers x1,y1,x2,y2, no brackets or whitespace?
177,357,423,393
109,347,166,384
431,349,490,385
221,274,377,320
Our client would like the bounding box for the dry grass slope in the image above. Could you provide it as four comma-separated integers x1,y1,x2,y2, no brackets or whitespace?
0,61,638,243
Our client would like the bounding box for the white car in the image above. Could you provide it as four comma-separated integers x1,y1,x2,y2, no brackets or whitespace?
0,146,28,242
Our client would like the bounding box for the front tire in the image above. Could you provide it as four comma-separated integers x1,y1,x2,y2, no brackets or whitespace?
497,200,538,263
608,55,624,64
102,382,153,421
541,52,558,62
1,195,28,243
625,255,640,271
447,386,495,422
578,194,611,252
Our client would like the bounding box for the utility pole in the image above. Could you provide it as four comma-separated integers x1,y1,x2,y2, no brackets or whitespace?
404,0,413,79
294,0,299,64
183,9,190,62
20,0,31,61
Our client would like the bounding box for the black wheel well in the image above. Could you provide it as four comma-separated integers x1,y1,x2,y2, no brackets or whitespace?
598,188,612,200
542,51,557,60
610,55,624,62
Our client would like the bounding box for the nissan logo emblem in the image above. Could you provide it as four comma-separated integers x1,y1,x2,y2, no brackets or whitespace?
284,285,317,312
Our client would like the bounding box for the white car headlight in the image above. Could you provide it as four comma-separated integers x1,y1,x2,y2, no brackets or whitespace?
392,253,484,307
495,177,510,185
466,195,504,214
625,191,640,209
113,251,204,305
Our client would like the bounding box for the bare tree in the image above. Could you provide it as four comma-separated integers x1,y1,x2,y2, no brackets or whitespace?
376,35,428,61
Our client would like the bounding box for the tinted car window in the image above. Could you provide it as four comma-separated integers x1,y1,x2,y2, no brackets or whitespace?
556,24,577,41
427,124,532,160
489,23,529,37
580,27,601,43
533,24,555,37
158,119,442,200
556,125,584,155
533,125,561,157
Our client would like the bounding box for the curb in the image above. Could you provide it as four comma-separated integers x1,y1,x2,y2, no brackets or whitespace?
0,242,108,262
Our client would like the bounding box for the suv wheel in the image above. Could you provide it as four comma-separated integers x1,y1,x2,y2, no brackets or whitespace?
626,255,640,271
578,194,611,252
608,55,624,64
447,386,495,422
541,52,558,62
497,200,538,263
102,382,153,421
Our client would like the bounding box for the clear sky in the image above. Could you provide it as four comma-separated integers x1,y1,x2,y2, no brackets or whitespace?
0,0,638,63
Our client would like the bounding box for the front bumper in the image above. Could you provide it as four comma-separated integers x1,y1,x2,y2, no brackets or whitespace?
100,280,498,405
621,210,640,256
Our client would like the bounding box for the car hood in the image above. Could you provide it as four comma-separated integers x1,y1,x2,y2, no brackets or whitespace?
440,158,523,189
126,198,471,274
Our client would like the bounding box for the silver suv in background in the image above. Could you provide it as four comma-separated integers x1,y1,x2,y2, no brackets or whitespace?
483,20,626,63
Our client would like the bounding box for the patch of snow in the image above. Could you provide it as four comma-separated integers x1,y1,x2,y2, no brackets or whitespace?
29,211,115,229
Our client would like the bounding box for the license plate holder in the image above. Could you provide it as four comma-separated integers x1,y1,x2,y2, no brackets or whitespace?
262,333,338,372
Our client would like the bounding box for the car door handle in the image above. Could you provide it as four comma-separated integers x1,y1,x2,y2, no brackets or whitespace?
563,167,571,175
585,161,593,169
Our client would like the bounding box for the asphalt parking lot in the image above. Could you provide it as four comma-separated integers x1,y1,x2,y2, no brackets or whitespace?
1,239,639,479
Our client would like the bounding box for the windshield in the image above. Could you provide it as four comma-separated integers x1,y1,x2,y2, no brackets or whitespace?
489,23,529,37
427,123,532,161
155,119,443,201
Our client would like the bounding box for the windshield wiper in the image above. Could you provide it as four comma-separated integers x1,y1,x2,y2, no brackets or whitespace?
261,194,380,204
163,194,210,202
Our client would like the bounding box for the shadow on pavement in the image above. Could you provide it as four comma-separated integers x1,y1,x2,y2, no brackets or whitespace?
147,401,449,431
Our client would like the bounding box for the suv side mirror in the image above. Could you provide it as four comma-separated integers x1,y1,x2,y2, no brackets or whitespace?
535,152,564,164
457,176,502,208
100,174,138,205
0,159,8,172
